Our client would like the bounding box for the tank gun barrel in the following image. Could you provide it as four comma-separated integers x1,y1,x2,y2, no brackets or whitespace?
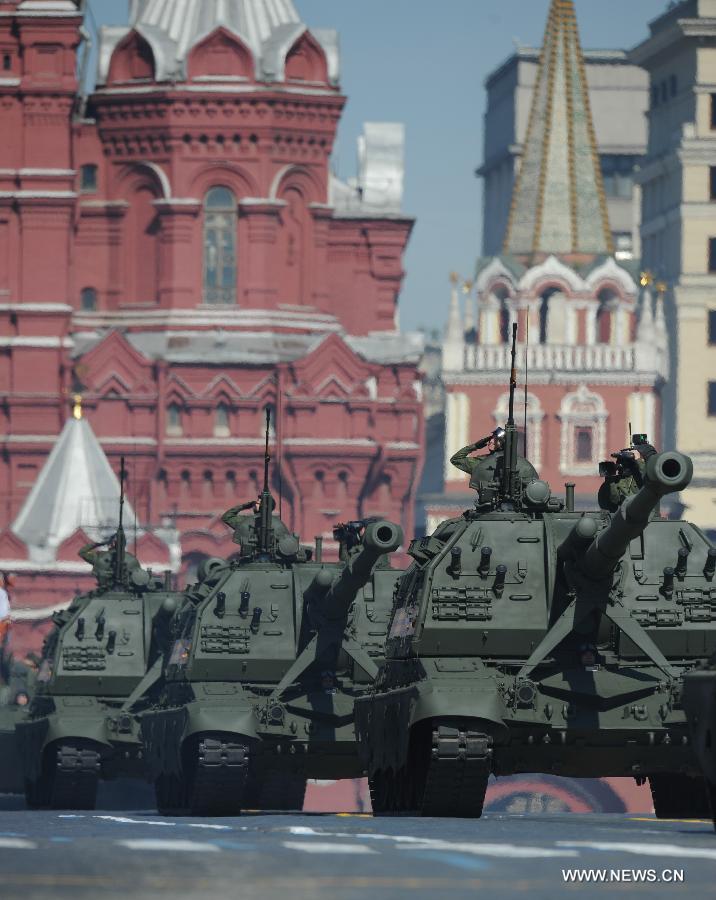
308,520,403,621
580,451,693,580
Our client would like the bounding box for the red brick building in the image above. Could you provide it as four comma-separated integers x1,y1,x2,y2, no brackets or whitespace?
0,0,423,646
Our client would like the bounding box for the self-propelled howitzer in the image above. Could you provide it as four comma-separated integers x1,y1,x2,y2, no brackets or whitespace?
142,514,403,816
356,391,715,816
142,413,405,816
16,554,178,810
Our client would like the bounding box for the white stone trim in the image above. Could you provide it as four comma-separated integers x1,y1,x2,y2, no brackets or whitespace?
0,336,73,348
585,256,637,295
138,161,171,198
518,255,586,294
72,307,342,331
444,391,470,483
558,385,608,476
0,191,76,200
18,168,75,177
283,438,377,447
475,257,518,293
98,437,158,446
94,83,337,98
0,435,58,444
627,392,656,443
0,303,72,313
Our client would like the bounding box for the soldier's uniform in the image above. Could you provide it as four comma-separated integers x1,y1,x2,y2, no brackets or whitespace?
451,436,538,507
598,442,657,512
222,499,290,546
79,541,140,589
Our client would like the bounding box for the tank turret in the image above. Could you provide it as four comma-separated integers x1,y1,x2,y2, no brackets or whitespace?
580,451,693,580
307,520,404,622
356,322,715,822
142,412,406,817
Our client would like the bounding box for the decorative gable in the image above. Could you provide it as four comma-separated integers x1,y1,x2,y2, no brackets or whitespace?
188,27,255,80
108,30,156,84
77,330,154,397
0,529,28,561
288,334,376,400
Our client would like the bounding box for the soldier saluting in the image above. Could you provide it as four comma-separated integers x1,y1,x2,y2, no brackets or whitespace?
451,427,538,506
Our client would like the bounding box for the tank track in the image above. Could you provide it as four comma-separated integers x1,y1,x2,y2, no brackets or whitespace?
31,745,101,811
649,774,714,820
370,723,491,818
419,724,491,817
187,738,249,816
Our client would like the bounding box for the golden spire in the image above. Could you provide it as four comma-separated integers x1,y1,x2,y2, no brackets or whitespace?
72,394,83,421
503,0,612,259
640,271,653,287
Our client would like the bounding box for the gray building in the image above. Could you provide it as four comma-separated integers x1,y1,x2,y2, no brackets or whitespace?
479,48,649,259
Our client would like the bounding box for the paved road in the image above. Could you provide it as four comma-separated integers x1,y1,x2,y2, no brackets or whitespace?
0,796,714,900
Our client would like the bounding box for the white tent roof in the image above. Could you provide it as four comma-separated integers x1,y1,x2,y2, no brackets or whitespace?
12,417,137,563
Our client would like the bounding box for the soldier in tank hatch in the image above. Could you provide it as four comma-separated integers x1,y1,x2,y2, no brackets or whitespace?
598,434,658,512
222,495,291,549
451,427,538,506
79,538,140,589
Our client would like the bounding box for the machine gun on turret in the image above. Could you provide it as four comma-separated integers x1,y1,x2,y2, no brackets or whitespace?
307,520,403,623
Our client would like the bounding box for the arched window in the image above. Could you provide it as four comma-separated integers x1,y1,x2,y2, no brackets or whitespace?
558,385,608,475
596,289,616,344
575,427,594,462
499,298,510,344
167,403,183,436
204,186,237,305
214,403,230,437
80,164,98,193
80,287,97,311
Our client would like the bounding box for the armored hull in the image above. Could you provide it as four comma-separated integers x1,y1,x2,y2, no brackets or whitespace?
143,519,403,816
17,580,179,810
356,450,716,818
683,656,716,828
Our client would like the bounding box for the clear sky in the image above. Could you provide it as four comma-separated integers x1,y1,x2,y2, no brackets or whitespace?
84,0,668,334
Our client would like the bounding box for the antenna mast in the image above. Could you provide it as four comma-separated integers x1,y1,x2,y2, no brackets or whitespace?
114,456,127,585
502,323,519,501
258,408,274,555
523,315,529,459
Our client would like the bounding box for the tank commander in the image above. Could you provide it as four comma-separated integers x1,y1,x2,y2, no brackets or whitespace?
79,538,140,588
598,434,657,512
222,496,290,546
451,428,538,502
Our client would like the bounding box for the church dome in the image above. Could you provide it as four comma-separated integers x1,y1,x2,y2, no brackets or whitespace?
98,0,339,86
